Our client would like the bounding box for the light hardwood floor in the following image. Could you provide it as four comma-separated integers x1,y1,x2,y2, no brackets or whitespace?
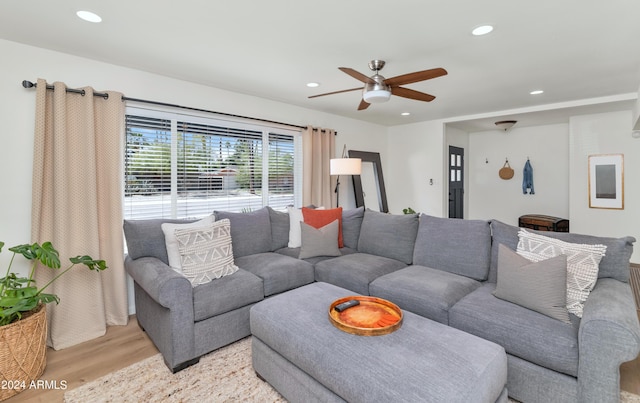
5,314,640,402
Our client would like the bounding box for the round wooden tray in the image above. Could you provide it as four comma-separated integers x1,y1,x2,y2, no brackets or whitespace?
328,296,403,336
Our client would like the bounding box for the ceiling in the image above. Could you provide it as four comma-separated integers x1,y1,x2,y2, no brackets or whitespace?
1,1,639,128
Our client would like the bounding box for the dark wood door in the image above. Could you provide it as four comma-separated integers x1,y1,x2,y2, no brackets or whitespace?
448,146,464,219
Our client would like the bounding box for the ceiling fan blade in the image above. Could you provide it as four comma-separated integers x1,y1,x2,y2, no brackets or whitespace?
308,87,363,99
391,87,436,102
339,67,375,84
357,99,371,110
385,68,448,87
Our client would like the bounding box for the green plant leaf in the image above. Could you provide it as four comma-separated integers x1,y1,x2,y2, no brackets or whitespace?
0,241,4,253
37,293,59,305
35,242,61,269
70,255,107,271
9,243,37,259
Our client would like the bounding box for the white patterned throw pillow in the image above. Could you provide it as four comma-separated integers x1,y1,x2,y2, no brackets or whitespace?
516,229,607,318
161,215,216,271
174,218,239,287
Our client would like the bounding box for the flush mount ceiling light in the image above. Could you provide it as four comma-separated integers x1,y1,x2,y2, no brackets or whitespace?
76,10,102,23
472,25,493,36
495,120,517,131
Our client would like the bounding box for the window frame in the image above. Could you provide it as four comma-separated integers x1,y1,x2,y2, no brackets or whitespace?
124,104,302,219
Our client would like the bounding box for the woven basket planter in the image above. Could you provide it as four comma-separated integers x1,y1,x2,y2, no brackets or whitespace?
0,304,47,401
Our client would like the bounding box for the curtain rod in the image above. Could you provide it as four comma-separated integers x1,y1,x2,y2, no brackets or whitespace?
21,80,336,134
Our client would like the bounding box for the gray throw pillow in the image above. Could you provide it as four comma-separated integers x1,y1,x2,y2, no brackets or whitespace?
493,244,570,324
516,229,607,318
299,220,341,259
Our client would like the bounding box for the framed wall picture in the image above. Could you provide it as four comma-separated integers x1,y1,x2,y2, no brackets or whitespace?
588,154,624,209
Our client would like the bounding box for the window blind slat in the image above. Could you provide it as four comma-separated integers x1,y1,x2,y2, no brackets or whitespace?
124,112,300,220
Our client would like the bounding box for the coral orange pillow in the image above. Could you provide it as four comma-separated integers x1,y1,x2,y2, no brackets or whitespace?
302,207,343,248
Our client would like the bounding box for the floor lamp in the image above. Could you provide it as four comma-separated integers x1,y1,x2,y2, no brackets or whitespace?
330,147,362,207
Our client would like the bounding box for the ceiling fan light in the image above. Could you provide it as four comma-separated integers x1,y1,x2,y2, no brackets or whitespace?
363,89,391,103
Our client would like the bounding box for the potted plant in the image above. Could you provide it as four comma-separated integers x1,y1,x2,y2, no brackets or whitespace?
0,241,107,401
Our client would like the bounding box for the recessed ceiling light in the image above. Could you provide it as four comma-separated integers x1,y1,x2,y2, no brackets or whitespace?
530,90,544,95
306,82,320,88
76,11,102,23
472,25,493,36
401,112,411,116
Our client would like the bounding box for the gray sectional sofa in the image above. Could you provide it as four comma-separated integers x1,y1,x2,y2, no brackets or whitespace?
123,206,640,403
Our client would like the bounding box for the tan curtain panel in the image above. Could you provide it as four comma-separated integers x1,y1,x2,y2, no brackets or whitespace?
302,126,336,208
31,79,128,350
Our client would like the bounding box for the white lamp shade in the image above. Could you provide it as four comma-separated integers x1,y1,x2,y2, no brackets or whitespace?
330,158,362,175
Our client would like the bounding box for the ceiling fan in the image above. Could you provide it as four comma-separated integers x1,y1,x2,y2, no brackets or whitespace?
309,60,447,110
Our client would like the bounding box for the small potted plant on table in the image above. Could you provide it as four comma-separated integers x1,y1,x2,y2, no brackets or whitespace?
0,241,106,401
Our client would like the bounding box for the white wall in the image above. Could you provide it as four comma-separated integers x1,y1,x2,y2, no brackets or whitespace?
386,120,446,216
569,110,639,263
467,123,570,223
0,39,388,277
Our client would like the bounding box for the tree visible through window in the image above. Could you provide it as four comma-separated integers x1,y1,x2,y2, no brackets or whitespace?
124,107,301,219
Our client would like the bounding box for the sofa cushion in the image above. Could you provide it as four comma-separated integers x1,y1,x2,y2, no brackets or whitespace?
490,219,635,283
192,268,263,322
314,253,407,295
413,215,492,281
516,229,607,318
174,219,240,286
267,207,290,251
342,207,364,249
370,265,481,325
357,209,419,264
275,246,357,265
299,220,341,259
161,215,216,271
449,283,580,377
234,252,314,296
215,207,272,258
493,244,570,324
302,207,343,247
124,218,197,264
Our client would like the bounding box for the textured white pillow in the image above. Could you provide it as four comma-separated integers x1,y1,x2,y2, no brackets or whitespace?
175,219,239,286
516,229,607,318
162,215,215,272
287,207,304,248
287,206,325,248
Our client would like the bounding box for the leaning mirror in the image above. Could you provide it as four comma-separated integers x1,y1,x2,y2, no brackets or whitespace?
348,150,388,213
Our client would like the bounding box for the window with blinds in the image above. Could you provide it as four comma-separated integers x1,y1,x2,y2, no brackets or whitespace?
124,107,301,220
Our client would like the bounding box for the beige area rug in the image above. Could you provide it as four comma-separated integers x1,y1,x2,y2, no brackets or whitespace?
65,336,640,403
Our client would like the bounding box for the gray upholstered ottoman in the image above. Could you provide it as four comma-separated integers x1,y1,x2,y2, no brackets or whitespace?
250,282,508,403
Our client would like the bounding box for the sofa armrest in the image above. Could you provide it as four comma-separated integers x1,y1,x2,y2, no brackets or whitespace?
577,278,640,403
125,255,193,309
